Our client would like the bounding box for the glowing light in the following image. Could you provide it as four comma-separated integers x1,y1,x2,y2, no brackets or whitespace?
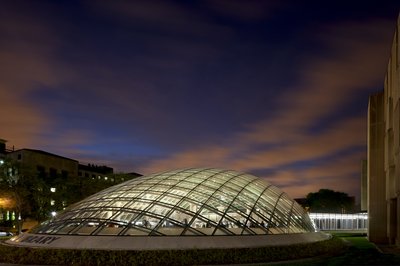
0,197,14,208
309,213,368,220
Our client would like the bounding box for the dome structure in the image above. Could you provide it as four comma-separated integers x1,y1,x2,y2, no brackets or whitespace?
7,168,326,250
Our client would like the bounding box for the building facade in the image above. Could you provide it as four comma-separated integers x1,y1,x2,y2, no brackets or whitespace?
361,159,368,212
367,93,387,243
7,149,79,179
368,14,400,244
0,142,140,229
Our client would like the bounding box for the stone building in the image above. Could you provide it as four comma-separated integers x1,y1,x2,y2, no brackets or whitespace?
0,142,140,228
7,149,79,179
368,14,400,244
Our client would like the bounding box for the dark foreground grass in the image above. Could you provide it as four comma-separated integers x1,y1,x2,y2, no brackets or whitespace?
0,236,344,266
274,233,400,266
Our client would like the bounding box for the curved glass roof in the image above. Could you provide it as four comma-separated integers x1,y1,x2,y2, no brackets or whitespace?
33,168,315,236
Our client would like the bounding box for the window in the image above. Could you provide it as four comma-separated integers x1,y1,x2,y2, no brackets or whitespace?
50,168,57,178
62,170,68,179
50,187,56,193
37,166,46,178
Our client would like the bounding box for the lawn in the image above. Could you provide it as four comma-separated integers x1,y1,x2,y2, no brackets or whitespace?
273,232,400,265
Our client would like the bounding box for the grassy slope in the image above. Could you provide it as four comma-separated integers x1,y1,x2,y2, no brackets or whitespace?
273,233,400,266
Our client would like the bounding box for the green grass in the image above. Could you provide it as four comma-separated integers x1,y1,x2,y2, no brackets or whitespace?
271,232,400,266
344,236,376,249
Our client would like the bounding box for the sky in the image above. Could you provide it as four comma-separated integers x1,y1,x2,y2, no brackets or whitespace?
1,1,399,201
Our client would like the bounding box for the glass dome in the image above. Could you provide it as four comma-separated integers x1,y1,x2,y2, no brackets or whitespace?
33,168,315,236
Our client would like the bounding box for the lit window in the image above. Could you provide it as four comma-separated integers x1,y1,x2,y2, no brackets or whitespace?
51,211,57,217
50,200,55,206
50,187,56,193
0,160,3,165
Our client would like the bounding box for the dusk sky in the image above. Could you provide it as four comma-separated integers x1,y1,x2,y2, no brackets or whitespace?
1,1,400,201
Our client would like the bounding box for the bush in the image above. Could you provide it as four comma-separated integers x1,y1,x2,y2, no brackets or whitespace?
0,237,346,265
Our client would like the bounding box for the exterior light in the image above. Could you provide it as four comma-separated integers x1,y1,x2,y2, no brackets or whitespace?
0,160,4,165
51,211,57,217
0,197,14,208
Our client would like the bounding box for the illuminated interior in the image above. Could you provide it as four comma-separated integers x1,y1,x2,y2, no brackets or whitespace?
32,168,315,236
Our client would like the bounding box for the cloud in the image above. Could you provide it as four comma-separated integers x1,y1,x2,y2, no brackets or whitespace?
139,19,393,200
0,2,394,203
0,7,61,148
204,0,284,21
88,0,235,40
265,150,365,199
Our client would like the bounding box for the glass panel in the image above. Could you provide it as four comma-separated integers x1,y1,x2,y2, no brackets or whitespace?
29,168,315,236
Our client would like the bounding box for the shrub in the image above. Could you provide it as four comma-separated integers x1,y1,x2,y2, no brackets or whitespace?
0,237,346,265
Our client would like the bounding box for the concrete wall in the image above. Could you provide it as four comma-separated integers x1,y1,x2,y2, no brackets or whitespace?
361,159,368,212
368,93,387,243
368,13,400,245
6,232,331,250
384,20,400,244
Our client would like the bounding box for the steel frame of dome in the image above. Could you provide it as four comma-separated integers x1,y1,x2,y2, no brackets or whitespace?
7,168,328,250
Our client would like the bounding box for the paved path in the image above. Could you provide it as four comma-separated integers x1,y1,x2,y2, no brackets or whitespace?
377,244,400,254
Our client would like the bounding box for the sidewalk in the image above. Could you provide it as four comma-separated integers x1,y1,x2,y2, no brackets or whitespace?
377,244,400,255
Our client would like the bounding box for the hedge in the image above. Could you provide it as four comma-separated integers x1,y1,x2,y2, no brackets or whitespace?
0,237,346,265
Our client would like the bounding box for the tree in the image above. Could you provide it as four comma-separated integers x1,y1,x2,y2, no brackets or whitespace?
305,189,355,213
0,158,25,232
0,158,51,230
0,158,141,230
